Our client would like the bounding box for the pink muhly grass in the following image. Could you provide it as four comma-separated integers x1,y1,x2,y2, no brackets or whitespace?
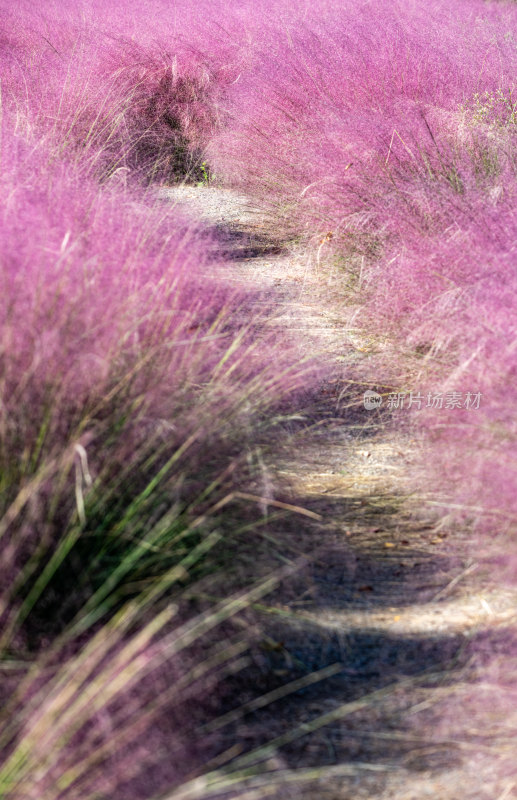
0,81,310,659
0,560,290,800
0,7,315,793
3,0,517,794
0,2,241,186
208,0,517,540
1,138,303,549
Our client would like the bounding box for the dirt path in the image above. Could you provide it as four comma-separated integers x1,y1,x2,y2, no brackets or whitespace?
160,185,517,800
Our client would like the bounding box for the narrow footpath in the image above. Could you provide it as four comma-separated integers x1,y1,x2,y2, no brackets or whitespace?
160,184,517,800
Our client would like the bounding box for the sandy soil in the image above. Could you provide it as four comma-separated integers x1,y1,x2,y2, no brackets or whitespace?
159,183,517,800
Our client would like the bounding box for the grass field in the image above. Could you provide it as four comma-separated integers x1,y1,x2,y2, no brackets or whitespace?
1,0,516,797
